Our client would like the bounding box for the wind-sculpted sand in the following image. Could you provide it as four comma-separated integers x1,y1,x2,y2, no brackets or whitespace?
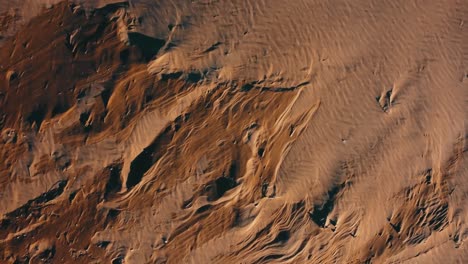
0,1,467,263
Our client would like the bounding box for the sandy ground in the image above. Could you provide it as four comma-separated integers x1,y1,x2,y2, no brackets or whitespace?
0,0,467,263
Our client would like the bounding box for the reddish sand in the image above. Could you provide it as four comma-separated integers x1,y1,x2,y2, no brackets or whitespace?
0,1,467,263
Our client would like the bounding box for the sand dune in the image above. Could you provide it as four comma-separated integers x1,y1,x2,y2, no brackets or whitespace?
0,0,467,263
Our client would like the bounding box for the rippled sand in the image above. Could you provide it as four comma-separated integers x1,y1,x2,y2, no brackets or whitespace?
0,1,467,263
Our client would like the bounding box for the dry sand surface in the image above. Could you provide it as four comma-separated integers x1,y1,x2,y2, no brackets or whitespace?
0,0,467,263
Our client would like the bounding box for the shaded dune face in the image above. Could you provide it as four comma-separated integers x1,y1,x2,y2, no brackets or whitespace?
0,1,467,263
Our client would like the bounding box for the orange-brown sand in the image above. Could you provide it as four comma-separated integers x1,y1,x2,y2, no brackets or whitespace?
0,1,467,263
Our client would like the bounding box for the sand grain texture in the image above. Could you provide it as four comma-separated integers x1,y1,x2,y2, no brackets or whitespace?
0,0,467,263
